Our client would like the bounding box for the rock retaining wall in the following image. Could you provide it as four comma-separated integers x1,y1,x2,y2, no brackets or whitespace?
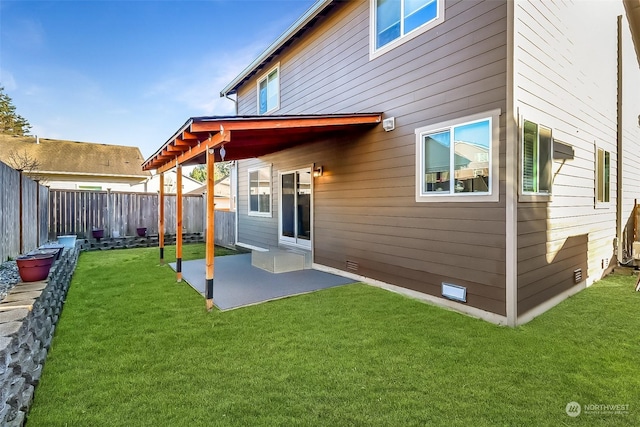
0,246,79,426
80,233,205,251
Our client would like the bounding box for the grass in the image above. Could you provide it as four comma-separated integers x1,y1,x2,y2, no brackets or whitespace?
27,244,640,426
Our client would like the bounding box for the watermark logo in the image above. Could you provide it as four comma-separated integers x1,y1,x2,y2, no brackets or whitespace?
566,401,581,417
566,401,630,417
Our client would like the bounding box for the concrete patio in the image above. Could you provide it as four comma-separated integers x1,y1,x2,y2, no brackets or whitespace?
169,253,356,310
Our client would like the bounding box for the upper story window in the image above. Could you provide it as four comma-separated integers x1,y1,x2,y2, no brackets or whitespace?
521,120,552,195
595,147,611,205
371,0,444,58
248,166,272,216
257,64,279,115
415,109,500,203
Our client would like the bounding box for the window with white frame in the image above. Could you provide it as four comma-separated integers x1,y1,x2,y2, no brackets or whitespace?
595,147,610,204
257,65,279,115
521,120,552,195
248,166,271,216
415,109,500,202
372,0,444,56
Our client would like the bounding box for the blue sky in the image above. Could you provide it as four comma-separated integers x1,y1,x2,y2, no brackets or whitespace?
0,0,316,158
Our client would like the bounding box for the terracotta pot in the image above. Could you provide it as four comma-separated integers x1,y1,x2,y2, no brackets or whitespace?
136,227,147,237
16,254,55,282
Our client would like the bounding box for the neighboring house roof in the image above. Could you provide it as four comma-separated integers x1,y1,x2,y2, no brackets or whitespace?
0,134,150,178
220,0,335,97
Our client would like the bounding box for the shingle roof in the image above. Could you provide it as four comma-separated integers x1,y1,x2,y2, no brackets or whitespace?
0,134,150,178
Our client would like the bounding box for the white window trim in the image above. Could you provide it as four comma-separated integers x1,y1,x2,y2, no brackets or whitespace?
594,145,612,209
519,117,553,200
415,108,501,203
247,165,272,218
369,0,445,60
256,63,280,115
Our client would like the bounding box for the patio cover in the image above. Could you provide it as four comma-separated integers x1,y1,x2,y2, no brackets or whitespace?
142,113,382,173
142,113,381,310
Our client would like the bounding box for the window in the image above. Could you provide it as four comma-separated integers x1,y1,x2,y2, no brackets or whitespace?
248,166,271,216
371,0,444,57
596,148,610,204
415,109,500,202
257,65,279,115
521,120,552,194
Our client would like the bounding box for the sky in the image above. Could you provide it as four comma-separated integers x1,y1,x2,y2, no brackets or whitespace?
0,0,316,159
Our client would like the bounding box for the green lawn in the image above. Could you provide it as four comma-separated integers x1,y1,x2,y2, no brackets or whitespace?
27,244,640,426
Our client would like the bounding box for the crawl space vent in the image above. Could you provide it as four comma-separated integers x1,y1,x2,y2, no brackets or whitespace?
573,268,583,284
346,260,359,272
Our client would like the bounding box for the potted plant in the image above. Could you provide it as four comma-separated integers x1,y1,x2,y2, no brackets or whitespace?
92,228,105,241
16,254,56,282
136,227,147,237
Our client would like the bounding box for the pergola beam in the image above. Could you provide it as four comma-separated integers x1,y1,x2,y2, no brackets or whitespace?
157,132,228,174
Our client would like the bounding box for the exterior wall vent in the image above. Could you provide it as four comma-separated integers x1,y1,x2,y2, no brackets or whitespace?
574,268,583,284
442,282,466,302
346,260,358,271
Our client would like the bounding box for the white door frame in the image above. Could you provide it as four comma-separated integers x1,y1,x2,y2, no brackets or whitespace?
278,167,313,249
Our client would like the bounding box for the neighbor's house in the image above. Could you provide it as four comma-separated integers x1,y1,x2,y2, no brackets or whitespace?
0,134,150,191
144,0,640,325
187,176,234,211
131,169,203,194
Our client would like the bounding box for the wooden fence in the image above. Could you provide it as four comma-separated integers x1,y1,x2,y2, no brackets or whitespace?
48,189,235,247
0,161,49,261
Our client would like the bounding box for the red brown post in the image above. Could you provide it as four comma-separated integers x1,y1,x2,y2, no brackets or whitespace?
159,173,165,264
205,148,215,311
176,166,183,282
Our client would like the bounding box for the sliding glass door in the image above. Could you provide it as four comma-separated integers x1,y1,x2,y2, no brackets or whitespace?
280,169,311,248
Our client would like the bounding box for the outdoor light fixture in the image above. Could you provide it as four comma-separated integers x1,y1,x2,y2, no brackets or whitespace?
220,145,226,161
313,166,323,177
208,148,214,155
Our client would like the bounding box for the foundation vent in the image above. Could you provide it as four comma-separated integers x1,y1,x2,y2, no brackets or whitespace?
574,268,583,284
346,260,359,272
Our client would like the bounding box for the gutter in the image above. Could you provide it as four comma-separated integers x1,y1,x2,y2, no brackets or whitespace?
219,0,334,97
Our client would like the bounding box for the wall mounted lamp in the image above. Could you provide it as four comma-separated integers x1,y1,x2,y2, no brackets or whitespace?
313,166,323,178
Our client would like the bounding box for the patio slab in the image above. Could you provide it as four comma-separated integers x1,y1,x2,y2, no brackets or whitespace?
169,254,356,310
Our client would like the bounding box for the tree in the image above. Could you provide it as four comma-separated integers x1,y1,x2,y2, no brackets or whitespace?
6,148,47,183
0,87,31,136
189,162,231,183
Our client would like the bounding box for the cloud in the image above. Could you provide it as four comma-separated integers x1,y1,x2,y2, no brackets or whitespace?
0,68,17,91
144,41,267,117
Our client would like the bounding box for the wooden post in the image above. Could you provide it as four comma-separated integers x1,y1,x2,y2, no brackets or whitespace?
35,180,40,247
159,173,165,264
176,166,183,282
205,148,215,311
18,170,23,254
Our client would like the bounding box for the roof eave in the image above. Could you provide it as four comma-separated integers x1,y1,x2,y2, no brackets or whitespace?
624,0,640,65
219,0,334,97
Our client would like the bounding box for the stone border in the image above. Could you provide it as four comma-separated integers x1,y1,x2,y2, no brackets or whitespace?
0,246,79,426
80,233,205,251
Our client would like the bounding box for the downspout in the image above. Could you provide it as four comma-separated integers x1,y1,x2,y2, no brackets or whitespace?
222,91,239,116
616,15,624,264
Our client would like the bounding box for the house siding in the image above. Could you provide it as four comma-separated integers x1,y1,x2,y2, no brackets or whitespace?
236,0,509,315
514,1,640,316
